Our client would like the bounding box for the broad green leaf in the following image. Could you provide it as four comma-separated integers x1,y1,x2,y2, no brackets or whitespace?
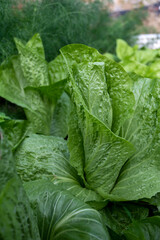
24,87,54,134
54,181,106,210
24,80,66,134
60,44,135,198
116,39,135,61
0,56,50,134
49,54,68,83
24,179,111,240
148,60,160,79
0,119,31,150
51,92,71,138
102,202,149,235
36,79,66,102
101,55,135,133
0,43,66,134
0,56,28,109
15,34,49,87
0,129,40,240
116,39,157,64
123,75,157,150
103,52,117,61
67,103,86,182
60,43,135,134
124,216,160,240
72,62,112,129
110,77,160,201
116,39,160,79
26,33,45,59
15,134,74,182
135,49,157,64
120,60,160,79
120,60,149,77
15,134,105,208
60,44,160,201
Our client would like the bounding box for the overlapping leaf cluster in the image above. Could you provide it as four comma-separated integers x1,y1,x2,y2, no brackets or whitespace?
116,39,160,79
1,34,160,239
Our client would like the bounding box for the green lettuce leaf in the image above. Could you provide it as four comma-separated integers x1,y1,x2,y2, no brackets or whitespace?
102,202,149,235
15,33,49,87
15,134,105,208
0,56,28,109
0,34,66,135
60,44,160,202
15,134,74,182
116,39,160,79
51,92,71,138
0,119,31,150
120,60,149,77
110,76,160,201
124,216,160,240
60,43,135,134
0,129,40,240
116,39,157,64
24,179,110,240
60,44,135,198
49,54,68,83
116,39,136,62
148,60,160,79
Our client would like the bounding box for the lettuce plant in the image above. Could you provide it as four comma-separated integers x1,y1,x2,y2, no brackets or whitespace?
1,34,160,239
116,39,160,79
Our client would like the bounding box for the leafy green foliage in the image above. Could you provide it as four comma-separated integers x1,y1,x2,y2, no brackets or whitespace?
0,34,66,138
124,217,160,240
116,39,160,78
0,129,40,240
24,179,110,240
2,34,160,239
103,202,149,235
15,134,106,209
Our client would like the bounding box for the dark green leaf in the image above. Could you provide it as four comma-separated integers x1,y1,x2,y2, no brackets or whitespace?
24,179,111,240
0,129,40,240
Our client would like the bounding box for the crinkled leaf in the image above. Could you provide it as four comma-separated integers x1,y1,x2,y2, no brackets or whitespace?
15,134,74,182
0,56,28,109
61,44,160,202
15,34,49,87
24,179,110,240
0,129,40,240
72,62,112,129
110,77,160,201
101,55,135,133
60,44,135,134
60,44,135,199
15,134,105,208
0,38,66,134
